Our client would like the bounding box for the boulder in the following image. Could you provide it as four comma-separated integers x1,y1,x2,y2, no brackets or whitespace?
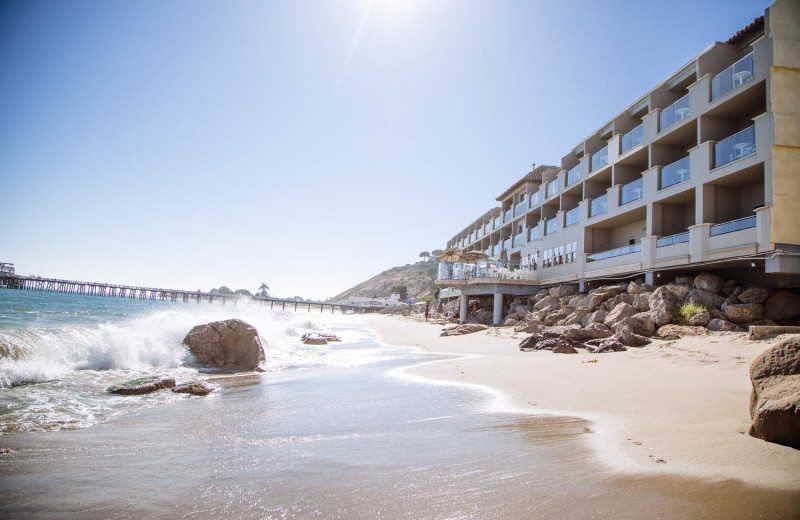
171,381,216,396
706,318,746,332
627,281,642,294
519,334,544,351
544,310,569,326
710,309,727,321
541,325,581,338
586,321,611,332
675,275,694,285
687,289,725,310
503,317,519,327
686,311,711,327
694,272,724,294
563,308,590,326
649,286,682,326
552,342,579,354
550,284,578,298
302,333,329,345
536,338,562,351
534,296,559,311
588,339,627,353
107,376,176,395
624,312,656,337
748,336,800,449
725,303,763,323
632,293,651,312
656,324,709,338
440,324,489,336
515,307,531,320
577,293,605,311
616,325,651,347
606,293,634,310
764,291,800,321
664,283,693,301
563,326,612,342
581,309,607,327
183,319,265,371
604,303,637,329
737,287,770,304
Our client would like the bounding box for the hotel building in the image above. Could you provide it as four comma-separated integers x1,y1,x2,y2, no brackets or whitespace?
437,0,800,325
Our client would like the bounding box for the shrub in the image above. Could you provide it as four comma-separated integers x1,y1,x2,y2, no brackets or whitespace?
673,301,713,324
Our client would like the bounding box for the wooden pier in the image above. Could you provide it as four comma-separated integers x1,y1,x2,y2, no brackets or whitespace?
0,274,378,315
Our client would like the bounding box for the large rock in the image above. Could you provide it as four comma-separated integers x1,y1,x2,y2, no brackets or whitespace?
183,319,265,370
172,381,216,396
664,283,692,301
656,324,709,338
616,325,651,347
543,310,569,326
632,293,651,312
440,324,489,336
534,296,559,311
694,272,724,294
562,308,590,326
503,317,519,327
563,326,612,342
725,303,763,323
686,289,725,310
764,291,800,321
107,376,176,395
541,325,581,338
581,309,607,327
549,284,578,298
706,318,746,332
748,336,800,449
552,342,579,354
588,339,627,353
649,286,682,326
624,312,656,337
737,287,770,304
604,303,637,329
577,293,605,311
686,311,711,326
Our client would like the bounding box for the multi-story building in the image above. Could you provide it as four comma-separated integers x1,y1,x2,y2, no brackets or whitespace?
437,0,800,325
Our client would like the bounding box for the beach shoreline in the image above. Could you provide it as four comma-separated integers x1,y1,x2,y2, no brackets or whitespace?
368,314,800,491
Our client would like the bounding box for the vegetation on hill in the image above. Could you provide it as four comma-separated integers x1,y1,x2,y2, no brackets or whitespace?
331,261,439,302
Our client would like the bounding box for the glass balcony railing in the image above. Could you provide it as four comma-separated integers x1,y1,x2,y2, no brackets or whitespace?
513,232,525,247
476,229,482,239
710,216,756,237
503,210,511,223
591,146,609,171
530,191,540,208
589,194,608,217
566,165,580,187
564,207,579,227
529,226,539,241
660,156,690,189
547,181,559,198
514,199,527,217
587,243,642,262
714,126,755,168
484,247,491,256
656,231,690,247
502,238,511,251
545,218,557,235
620,124,643,154
493,216,500,229
620,177,643,205
659,94,690,132
711,52,754,101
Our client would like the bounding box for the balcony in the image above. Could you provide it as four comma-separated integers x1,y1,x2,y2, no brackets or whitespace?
564,207,579,227
591,146,609,172
566,165,580,187
513,231,526,247
714,126,755,168
545,218,557,235
656,231,690,247
711,52,754,101
587,243,642,262
620,124,643,154
620,177,643,205
710,216,756,237
589,194,608,217
659,94,690,132
493,216,500,229
513,199,527,217
660,156,690,189
530,191,540,208
547,181,559,199
503,210,511,223
529,226,539,241
503,238,511,251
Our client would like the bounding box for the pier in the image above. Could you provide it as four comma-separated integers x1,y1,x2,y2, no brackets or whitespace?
0,274,378,314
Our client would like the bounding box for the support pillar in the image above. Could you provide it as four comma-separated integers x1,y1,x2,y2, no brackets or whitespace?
459,294,468,324
645,272,655,285
493,293,503,326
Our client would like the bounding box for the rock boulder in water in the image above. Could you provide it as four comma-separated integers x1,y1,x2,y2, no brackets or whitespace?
172,381,217,396
183,319,265,371
107,376,176,395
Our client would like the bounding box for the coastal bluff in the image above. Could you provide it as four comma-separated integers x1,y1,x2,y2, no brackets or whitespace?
183,318,265,371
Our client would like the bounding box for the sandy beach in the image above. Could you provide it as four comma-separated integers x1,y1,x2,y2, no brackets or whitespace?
370,315,800,491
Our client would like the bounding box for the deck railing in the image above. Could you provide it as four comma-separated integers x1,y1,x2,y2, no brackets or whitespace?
659,94,690,131
589,194,608,217
710,216,756,236
587,243,642,262
620,124,643,154
656,231,690,247
591,145,609,171
714,126,755,168
711,52,754,100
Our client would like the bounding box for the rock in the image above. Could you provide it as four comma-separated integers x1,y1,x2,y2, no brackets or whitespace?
549,284,578,298
725,303,764,323
675,275,694,285
632,293,651,312
172,381,216,396
588,339,627,353
536,338,562,351
515,307,531,320
748,336,800,449
577,293,605,311
748,319,778,327
721,295,740,311
617,325,651,347
649,286,682,326
519,334,544,351
586,322,611,332
541,325,581,338
107,376,176,395
563,327,612,342
664,283,692,301
184,319,265,371
544,310,569,326
694,272,724,294
706,318,746,332
624,312,656,337
302,333,329,345
764,291,800,321
686,311,711,326
534,296,559,311
467,309,493,325
627,281,642,294
552,342,578,354
503,317,519,327
656,324,709,338
710,309,727,320
687,289,725,310
563,308,590,326
440,324,489,336
737,287,770,304
604,303,637,329
607,293,634,310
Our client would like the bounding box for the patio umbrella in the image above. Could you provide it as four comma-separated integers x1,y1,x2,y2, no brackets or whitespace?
461,250,489,263
437,247,463,263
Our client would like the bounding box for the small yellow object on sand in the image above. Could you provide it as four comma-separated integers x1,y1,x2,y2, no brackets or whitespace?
581,359,598,364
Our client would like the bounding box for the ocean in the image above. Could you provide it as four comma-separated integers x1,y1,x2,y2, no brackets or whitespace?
1,289,798,519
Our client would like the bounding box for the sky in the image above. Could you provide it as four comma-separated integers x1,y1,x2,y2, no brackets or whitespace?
0,0,772,300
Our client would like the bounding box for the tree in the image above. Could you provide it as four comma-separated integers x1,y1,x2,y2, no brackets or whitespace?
419,251,430,262
391,285,408,301
431,249,443,260
256,283,270,298
235,289,253,297
212,286,234,295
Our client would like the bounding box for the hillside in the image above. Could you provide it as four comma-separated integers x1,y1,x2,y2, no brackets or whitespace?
331,261,438,302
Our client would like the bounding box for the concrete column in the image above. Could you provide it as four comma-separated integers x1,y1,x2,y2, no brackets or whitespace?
755,205,772,252
493,293,503,326
459,294,468,324
645,272,655,285
641,236,658,269
689,223,712,262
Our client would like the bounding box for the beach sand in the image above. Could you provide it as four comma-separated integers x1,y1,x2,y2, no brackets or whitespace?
370,315,800,491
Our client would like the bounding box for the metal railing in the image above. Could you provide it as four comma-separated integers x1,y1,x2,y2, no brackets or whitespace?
714,126,755,168
591,145,609,171
656,231,690,247
530,191,540,208
660,156,690,189
620,124,643,154
710,216,756,236
589,194,608,217
437,262,538,282
620,177,643,205
545,218,557,235
659,94,690,132
711,52,754,101
587,243,642,262
564,207,579,227
503,238,511,251
566,165,580,186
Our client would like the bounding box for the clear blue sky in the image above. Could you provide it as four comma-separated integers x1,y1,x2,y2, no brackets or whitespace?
0,0,771,299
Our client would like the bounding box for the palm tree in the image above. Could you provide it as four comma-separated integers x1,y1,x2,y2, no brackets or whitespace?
419,251,430,262
256,283,270,298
